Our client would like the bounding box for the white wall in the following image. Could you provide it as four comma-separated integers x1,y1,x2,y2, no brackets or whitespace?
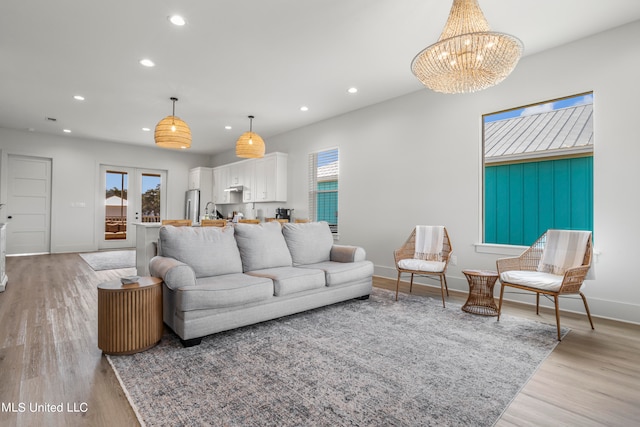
1,21,637,324
215,21,640,324
0,128,211,253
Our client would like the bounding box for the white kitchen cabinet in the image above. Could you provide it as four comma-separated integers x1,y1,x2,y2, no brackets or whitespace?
254,152,287,202
188,167,214,206
213,165,230,204
213,152,287,204
241,161,255,202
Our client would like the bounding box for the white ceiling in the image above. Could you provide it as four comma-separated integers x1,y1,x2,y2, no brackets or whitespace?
3,0,640,154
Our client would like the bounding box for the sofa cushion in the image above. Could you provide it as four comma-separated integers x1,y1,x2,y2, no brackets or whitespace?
300,261,374,287
397,258,446,273
158,225,243,278
234,222,293,272
247,267,326,296
176,273,274,311
282,221,334,266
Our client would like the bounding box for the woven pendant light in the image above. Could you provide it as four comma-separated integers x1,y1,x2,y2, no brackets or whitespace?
155,97,191,149
235,115,265,158
411,0,523,94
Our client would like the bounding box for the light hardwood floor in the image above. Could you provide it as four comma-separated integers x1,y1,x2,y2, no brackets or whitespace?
1,254,639,426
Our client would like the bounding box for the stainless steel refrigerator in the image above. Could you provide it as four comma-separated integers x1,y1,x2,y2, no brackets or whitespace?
185,189,200,224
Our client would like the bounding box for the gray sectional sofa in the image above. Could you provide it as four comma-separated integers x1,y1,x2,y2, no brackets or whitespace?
149,221,373,346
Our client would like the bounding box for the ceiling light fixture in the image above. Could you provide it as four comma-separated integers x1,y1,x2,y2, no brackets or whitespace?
235,115,265,159
169,15,186,26
73,95,85,101
347,87,358,94
411,0,523,94
154,97,191,149
139,58,155,67
300,106,309,112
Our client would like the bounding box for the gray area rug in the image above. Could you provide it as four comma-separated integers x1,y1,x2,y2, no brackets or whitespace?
79,250,135,271
107,288,565,427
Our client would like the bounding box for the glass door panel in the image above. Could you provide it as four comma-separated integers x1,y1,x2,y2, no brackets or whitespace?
141,173,161,223
104,170,129,241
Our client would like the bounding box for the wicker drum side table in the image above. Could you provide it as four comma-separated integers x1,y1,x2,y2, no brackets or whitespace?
98,276,163,355
461,270,499,316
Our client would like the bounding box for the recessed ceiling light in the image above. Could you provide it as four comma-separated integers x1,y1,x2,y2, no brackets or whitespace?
300,106,309,112
73,95,85,101
347,87,358,94
142,127,151,132
225,125,232,130
169,15,186,26
63,129,71,133
139,58,155,67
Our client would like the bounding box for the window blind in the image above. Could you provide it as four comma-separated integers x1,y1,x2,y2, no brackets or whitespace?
308,148,339,233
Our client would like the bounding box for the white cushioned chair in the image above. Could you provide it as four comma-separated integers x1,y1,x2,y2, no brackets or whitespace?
394,226,452,307
496,229,594,341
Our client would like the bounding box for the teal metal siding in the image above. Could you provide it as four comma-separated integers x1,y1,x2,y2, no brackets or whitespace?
317,180,338,226
485,156,593,245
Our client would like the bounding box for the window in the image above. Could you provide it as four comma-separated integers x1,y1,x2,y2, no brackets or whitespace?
309,148,339,233
483,93,593,246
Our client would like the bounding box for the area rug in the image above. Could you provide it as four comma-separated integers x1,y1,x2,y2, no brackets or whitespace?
79,249,135,271
107,288,566,427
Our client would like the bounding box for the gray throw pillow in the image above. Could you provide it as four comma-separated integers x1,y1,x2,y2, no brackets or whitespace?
234,221,293,271
158,225,243,278
282,221,333,265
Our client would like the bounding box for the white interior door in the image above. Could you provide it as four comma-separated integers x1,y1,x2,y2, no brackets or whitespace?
98,165,166,249
6,155,52,255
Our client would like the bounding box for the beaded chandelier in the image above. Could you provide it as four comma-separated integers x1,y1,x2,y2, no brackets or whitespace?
411,0,523,94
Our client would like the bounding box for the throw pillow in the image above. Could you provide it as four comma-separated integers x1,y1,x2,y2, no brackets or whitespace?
282,221,333,266
158,225,243,278
234,221,293,271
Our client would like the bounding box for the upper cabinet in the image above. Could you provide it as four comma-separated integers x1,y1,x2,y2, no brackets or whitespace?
254,152,287,203
188,167,214,205
212,152,287,204
212,166,230,204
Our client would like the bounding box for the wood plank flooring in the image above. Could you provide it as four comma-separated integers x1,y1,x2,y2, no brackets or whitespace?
1,254,638,426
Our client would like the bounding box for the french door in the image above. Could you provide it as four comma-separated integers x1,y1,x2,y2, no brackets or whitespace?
98,165,167,249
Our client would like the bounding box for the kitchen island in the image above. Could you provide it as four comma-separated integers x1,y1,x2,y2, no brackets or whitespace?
134,222,162,276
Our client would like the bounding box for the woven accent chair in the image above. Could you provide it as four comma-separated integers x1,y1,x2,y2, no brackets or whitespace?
161,219,192,227
201,219,227,227
393,226,453,307
496,230,594,341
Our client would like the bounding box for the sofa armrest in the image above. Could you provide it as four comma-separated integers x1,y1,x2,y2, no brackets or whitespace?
149,255,196,290
330,245,366,263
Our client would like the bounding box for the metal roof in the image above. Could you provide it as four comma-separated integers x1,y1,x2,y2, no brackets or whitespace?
484,104,593,164
318,161,339,181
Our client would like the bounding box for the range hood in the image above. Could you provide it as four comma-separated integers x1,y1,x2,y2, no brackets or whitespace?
224,185,244,192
